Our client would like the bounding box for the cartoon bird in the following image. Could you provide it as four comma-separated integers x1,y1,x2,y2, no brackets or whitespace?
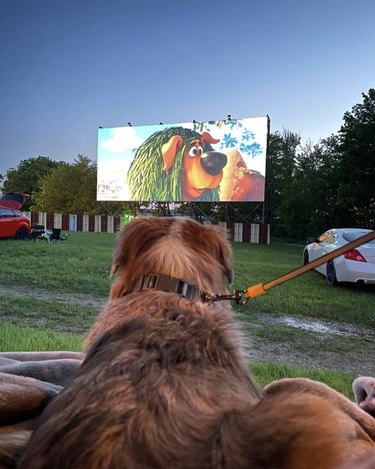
127,127,227,201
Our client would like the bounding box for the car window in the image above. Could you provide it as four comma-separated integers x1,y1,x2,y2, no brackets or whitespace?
318,231,335,244
343,231,375,245
0,208,15,218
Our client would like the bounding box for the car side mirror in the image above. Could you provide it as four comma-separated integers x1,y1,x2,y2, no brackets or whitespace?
306,236,317,244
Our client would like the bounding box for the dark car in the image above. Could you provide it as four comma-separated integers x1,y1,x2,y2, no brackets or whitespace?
0,206,31,239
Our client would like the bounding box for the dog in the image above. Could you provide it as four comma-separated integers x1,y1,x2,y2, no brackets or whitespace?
126,127,227,201
17,217,375,468
18,217,260,468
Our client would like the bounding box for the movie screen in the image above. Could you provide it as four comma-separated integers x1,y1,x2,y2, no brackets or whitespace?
97,117,268,202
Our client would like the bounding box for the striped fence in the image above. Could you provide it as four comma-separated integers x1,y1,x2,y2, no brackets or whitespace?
24,212,270,244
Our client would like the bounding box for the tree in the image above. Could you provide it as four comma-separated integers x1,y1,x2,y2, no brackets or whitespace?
32,155,97,214
1,156,59,210
334,88,375,227
32,155,131,215
265,130,300,235
277,137,347,238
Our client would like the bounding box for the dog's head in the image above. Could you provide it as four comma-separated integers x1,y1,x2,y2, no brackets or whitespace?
110,217,233,300
162,131,227,200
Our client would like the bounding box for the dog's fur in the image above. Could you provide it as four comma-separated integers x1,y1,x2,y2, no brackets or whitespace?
17,217,375,468
18,217,260,468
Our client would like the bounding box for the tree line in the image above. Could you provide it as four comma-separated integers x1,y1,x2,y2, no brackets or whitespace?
1,89,374,240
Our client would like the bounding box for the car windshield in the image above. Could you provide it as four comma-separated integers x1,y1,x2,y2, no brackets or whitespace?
343,231,375,245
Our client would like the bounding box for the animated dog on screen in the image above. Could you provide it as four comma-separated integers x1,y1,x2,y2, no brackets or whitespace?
14,218,375,469
127,127,227,201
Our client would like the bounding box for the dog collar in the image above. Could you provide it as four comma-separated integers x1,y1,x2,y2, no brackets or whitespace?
139,275,203,301
139,274,247,304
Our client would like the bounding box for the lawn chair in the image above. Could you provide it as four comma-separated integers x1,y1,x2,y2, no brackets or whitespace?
49,228,69,242
31,225,50,241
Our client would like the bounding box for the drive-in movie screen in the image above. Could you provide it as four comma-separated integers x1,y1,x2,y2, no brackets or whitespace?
96,116,268,202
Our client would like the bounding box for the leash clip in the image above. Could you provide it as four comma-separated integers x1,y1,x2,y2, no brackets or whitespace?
202,289,249,305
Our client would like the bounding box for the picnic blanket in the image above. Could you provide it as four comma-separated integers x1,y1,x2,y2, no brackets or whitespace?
1,351,374,431
0,351,84,432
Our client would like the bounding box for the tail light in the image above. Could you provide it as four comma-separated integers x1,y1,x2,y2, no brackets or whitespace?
344,249,367,262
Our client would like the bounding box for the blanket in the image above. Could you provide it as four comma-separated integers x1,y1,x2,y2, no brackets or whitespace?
0,352,84,432
0,351,374,468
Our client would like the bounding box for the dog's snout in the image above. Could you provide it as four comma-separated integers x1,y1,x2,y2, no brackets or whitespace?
200,152,227,175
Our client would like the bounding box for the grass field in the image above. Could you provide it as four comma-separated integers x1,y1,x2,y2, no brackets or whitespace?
1,231,374,397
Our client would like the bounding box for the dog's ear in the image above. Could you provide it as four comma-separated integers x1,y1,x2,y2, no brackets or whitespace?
161,135,184,172
200,131,220,145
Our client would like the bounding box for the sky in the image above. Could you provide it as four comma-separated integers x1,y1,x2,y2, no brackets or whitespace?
1,0,374,177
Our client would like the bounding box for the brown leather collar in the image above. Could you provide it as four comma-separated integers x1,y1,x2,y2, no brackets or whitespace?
139,274,203,300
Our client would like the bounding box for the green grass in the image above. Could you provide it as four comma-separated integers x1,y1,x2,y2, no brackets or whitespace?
0,232,114,295
0,322,83,352
0,295,98,333
0,232,374,398
1,234,374,327
233,242,375,328
249,362,355,398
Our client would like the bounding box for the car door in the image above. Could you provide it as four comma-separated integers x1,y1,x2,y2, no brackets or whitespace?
0,207,18,237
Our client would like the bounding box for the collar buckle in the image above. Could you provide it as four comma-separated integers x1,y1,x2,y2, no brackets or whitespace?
139,275,200,300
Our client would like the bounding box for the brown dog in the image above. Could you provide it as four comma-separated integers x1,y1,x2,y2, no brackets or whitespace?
18,217,260,468
17,217,375,468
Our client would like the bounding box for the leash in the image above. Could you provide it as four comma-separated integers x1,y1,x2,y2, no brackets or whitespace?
205,229,375,305
139,230,374,305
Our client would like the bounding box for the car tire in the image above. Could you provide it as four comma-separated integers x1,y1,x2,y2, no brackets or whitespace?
15,228,29,240
303,251,309,265
326,261,338,286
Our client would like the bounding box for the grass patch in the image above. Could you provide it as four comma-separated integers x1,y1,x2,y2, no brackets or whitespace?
0,295,98,334
250,362,355,398
233,242,375,329
0,231,374,392
1,235,374,328
0,322,83,352
0,233,114,296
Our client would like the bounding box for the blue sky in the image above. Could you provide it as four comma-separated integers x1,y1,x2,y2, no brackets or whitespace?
1,0,374,176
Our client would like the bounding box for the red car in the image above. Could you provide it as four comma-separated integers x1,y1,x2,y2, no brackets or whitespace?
0,206,31,239
0,192,31,240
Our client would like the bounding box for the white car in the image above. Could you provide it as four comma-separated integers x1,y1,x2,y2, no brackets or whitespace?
303,228,375,286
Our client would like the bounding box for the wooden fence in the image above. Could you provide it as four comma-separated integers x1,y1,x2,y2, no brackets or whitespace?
25,212,270,244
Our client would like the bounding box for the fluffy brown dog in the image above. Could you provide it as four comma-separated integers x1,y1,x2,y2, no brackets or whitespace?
18,217,261,468
17,217,375,469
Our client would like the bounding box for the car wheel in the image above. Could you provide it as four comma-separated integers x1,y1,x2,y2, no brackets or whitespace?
303,251,309,265
15,228,29,240
326,261,338,286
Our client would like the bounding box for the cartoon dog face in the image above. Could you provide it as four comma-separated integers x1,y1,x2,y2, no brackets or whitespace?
161,131,227,200
127,127,227,202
